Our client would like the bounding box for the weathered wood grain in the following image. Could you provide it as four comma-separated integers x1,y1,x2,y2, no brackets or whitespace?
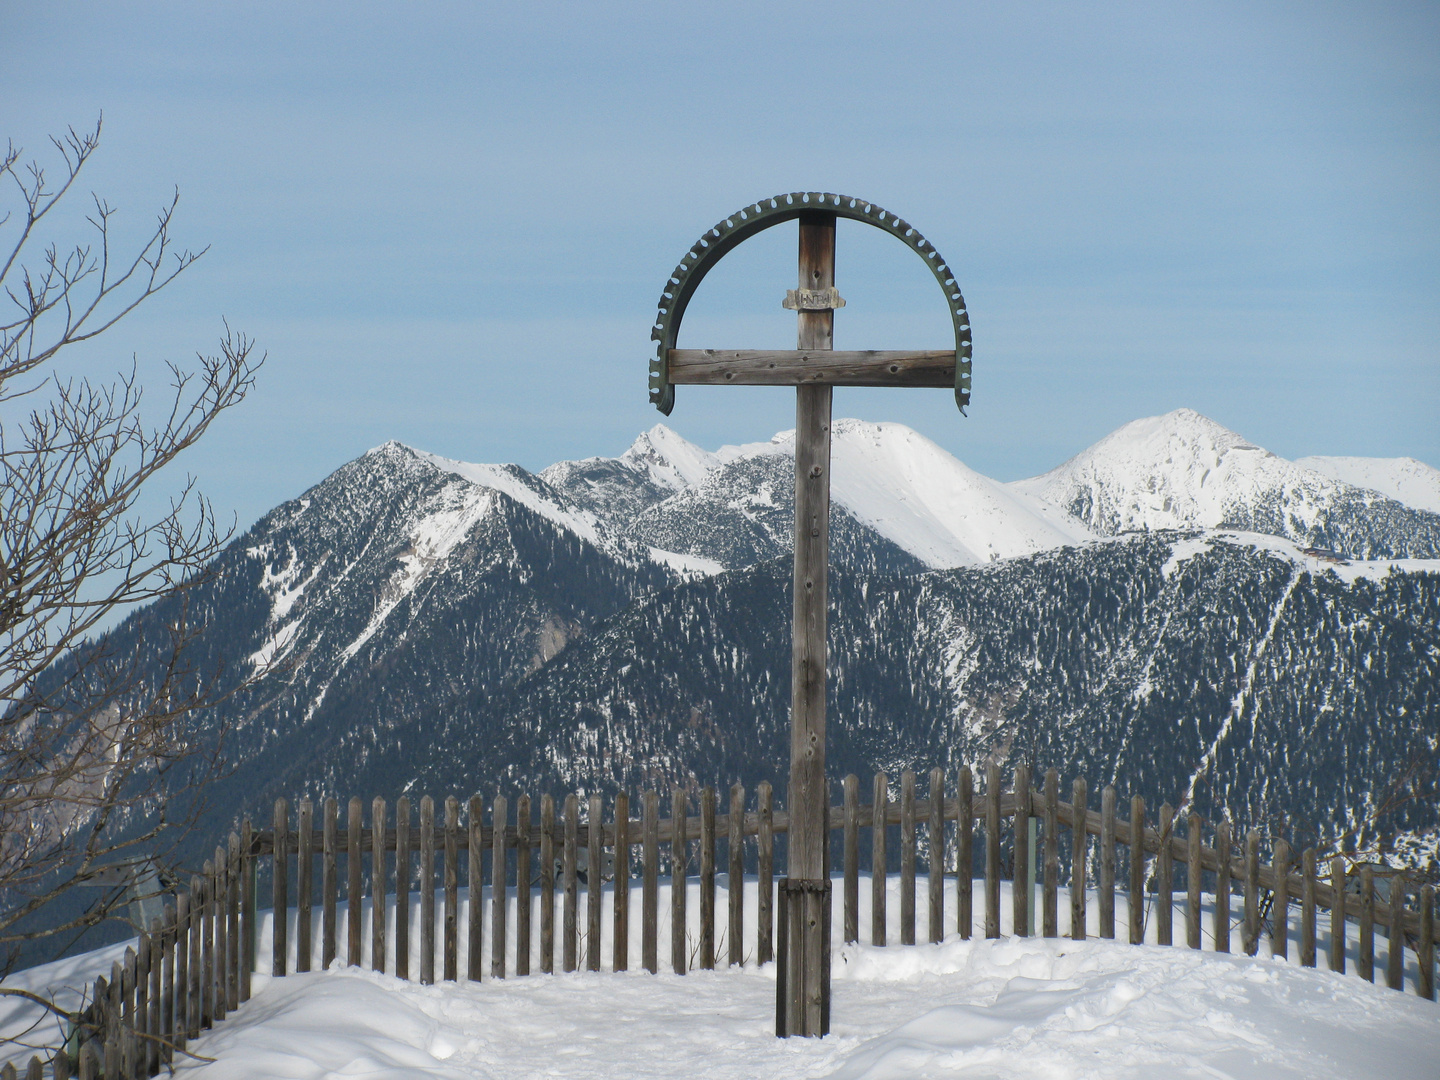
1300,847,1316,968
540,794,556,975
348,797,363,967
758,781,774,965
668,348,956,387
872,772,888,945
1271,839,1290,961
1129,796,1145,945
1156,803,1172,947
588,794,604,973
491,795,507,980
616,791,631,972
419,796,435,985
670,787,687,975
1214,820,1231,954
396,797,411,980
957,766,973,940
985,764,1001,939
1014,766,1031,938
516,793,532,977
1329,855,1345,973
843,775,859,945
444,796,459,981
297,800,313,973
273,799,288,977
371,797,387,974
1186,813,1201,950
928,767,945,944
900,770,916,946
727,784,743,966
1099,787,1116,940
321,799,337,971
642,790,659,973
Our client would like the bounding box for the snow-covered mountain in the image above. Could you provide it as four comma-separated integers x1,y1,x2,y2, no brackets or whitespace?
1009,409,1440,559
1295,455,1440,516
32,410,1439,966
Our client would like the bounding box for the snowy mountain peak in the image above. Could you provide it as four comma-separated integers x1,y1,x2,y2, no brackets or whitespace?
619,424,720,492
1295,455,1440,516
1010,409,1440,559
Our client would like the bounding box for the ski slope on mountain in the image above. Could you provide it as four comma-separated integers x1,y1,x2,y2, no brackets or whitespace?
1296,455,1440,515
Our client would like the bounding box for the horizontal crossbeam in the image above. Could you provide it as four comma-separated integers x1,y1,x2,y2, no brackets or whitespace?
667,349,956,387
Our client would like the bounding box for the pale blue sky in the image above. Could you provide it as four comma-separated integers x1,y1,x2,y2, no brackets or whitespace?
4,1,1437,530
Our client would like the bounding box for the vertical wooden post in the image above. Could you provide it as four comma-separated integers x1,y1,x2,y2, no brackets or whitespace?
1386,878,1405,991
541,794,556,975
1271,838,1290,961
297,799,313,974
615,790,631,972
396,796,411,981
957,766,973,940
699,787,716,970
174,894,189,1044
669,787,686,975
642,790,659,973
727,784,743,967
444,796,459,981
1359,865,1375,981
419,796,435,985
272,798,288,977
928,767,945,944
1013,765,1031,938
491,795,509,980
781,210,835,1039
516,793,533,977
900,770,916,946
1129,795,1145,945
134,930,150,1074
1099,786,1116,940
321,798,337,972
563,793,578,973
1186,813,1202,950
372,796,387,974
1156,803,1172,947
871,771,887,945
347,797,363,967
1214,820,1231,954
1042,770,1059,939
1300,847,1317,968
1070,777,1088,941
186,879,200,1039
587,793,604,973
757,781,774,965
241,818,255,1003
985,763,1001,939
213,846,228,1022
842,775,859,945
1329,855,1346,974
1418,884,1435,1001
1242,830,1260,956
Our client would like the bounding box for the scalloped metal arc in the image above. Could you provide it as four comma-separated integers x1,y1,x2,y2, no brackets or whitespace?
648,192,972,416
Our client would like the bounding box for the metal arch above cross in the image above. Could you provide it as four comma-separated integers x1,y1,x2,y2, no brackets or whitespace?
647,192,972,1038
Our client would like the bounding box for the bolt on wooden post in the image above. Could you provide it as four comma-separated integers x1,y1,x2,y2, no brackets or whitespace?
646,192,973,1037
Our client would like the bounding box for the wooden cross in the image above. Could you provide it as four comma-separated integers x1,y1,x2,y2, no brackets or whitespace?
648,193,971,1037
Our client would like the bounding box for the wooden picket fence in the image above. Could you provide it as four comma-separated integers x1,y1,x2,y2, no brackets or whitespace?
14,762,1435,1077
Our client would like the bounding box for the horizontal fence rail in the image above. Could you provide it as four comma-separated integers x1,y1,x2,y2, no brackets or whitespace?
27,764,1431,1078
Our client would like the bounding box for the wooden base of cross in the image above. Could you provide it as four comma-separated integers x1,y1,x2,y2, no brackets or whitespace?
646,193,971,1038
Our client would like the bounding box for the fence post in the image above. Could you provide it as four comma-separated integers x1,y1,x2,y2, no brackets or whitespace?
1329,855,1346,973
241,818,255,1003
347,797,363,967
928,767,945,944
372,797,387,974
699,787,716,970
1359,865,1375,982
469,789,486,984
1042,770,1059,940
1129,795,1145,945
321,798,337,971
1300,847,1317,967
872,772,888,946
492,795,508,980
1214,820,1231,954
727,784,742,967
1271,839,1290,961
1070,777,1087,941
588,793,605,973
1099,786,1116,940
396,796,411,980
1013,765,1030,938
517,793,533,977
900,771,916,946
1242,830,1260,956
758,781,774,965
444,796,459,981
1419,884,1435,1001
1386,878,1405,991
419,795,435,985
1156,803,1172,947
297,799,313,974
957,766,973,940
273,798,288,978
985,764,1001,939
669,787,686,975
842,775,859,944
564,793,579,973
540,794,556,976
1185,813,1201,950
643,790,659,973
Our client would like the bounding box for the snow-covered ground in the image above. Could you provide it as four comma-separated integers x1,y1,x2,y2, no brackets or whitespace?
5,877,1436,1077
